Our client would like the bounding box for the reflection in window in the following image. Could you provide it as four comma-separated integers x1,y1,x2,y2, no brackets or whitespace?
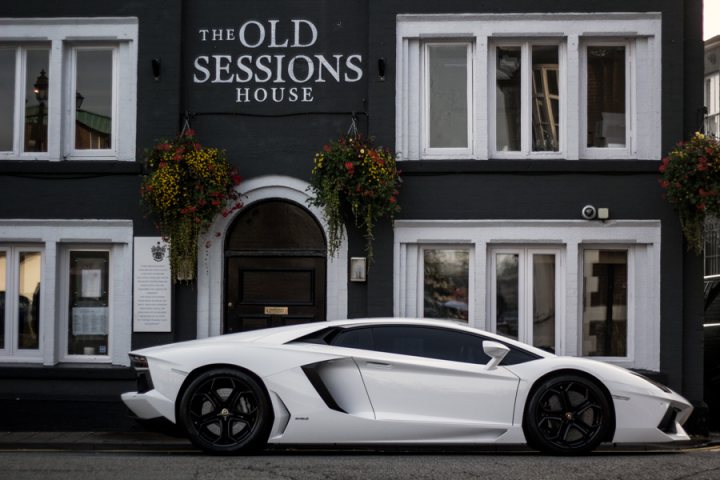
18,252,41,350
587,46,626,148
75,49,113,150
423,249,469,321
0,252,5,349
68,251,109,356
496,47,521,151
23,49,50,153
496,253,519,339
533,254,556,351
582,250,627,356
427,44,468,149
0,49,15,152
532,46,559,151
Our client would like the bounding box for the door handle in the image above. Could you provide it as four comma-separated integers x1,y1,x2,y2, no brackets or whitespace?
365,361,392,368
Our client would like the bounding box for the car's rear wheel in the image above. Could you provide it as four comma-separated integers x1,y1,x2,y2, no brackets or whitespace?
178,368,272,455
523,374,611,455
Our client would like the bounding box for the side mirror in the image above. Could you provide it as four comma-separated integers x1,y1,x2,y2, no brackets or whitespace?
483,341,510,370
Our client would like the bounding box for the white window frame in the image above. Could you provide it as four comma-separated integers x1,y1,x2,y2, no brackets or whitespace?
487,246,564,350
0,18,138,162
579,245,635,362
66,45,119,159
394,219,661,369
579,40,635,159
421,41,475,159
396,12,661,161
0,245,44,362
0,220,132,366
414,244,475,321
58,246,114,363
489,40,566,159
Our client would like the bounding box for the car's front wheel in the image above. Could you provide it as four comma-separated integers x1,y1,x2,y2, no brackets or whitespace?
178,368,272,455
523,374,612,455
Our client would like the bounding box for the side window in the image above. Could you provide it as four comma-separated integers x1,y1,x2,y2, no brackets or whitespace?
329,327,374,350
371,326,491,364
310,324,539,365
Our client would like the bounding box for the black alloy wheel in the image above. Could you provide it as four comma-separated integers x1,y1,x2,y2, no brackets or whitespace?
524,374,611,455
178,369,272,455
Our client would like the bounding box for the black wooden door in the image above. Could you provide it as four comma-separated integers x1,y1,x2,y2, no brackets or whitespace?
225,256,326,332
224,200,327,333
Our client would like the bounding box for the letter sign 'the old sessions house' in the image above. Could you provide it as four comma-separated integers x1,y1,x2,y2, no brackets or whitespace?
190,17,366,107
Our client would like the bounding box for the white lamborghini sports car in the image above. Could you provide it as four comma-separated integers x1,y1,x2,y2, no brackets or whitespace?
122,318,693,455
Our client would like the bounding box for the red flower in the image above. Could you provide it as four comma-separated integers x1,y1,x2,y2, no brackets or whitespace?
659,179,670,188
389,196,397,204
184,128,195,137
323,144,331,152
232,174,243,185
344,161,354,173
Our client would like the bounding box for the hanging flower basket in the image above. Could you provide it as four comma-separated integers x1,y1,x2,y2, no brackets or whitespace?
659,132,720,254
307,135,401,261
140,130,243,281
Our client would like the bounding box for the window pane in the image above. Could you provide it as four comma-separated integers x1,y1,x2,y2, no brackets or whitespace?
423,249,469,321
587,46,626,148
0,49,15,152
23,49,49,153
372,326,490,364
428,44,468,148
75,49,113,150
18,252,41,350
582,250,627,356
532,46,559,151
533,254,555,352
496,253,519,339
0,252,5,349
496,46,521,151
68,251,109,356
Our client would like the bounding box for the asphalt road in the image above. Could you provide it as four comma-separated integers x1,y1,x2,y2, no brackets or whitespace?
2,447,720,480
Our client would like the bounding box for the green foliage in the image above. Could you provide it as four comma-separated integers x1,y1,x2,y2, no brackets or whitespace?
307,135,401,261
659,132,720,253
140,130,243,281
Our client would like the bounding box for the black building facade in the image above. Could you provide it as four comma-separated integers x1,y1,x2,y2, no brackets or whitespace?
0,0,708,432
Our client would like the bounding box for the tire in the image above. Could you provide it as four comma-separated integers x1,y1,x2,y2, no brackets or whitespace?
523,374,611,455
178,368,272,455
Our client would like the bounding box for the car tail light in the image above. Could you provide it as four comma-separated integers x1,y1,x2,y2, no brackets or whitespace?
129,354,154,393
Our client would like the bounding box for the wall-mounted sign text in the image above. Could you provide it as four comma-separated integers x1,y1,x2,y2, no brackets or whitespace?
192,19,363,104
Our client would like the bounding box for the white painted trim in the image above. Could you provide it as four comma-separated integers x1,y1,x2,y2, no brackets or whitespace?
0,17,138,162
393,219,661,370
396,12,661,161
196,175,348,339
0,219,133,366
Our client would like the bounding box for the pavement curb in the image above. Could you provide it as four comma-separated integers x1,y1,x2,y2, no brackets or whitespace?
0,431,717,453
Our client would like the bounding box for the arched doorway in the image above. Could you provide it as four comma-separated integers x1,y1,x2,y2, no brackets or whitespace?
224,199,327,332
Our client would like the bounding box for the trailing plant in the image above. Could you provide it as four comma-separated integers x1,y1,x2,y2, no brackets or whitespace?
140,129,243,281
308,135,401,261
659,132,720,253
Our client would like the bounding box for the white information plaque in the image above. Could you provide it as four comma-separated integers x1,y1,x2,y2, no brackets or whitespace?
133,237,172,332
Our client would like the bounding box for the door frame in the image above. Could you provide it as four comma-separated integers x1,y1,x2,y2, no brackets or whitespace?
196,175,348,338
